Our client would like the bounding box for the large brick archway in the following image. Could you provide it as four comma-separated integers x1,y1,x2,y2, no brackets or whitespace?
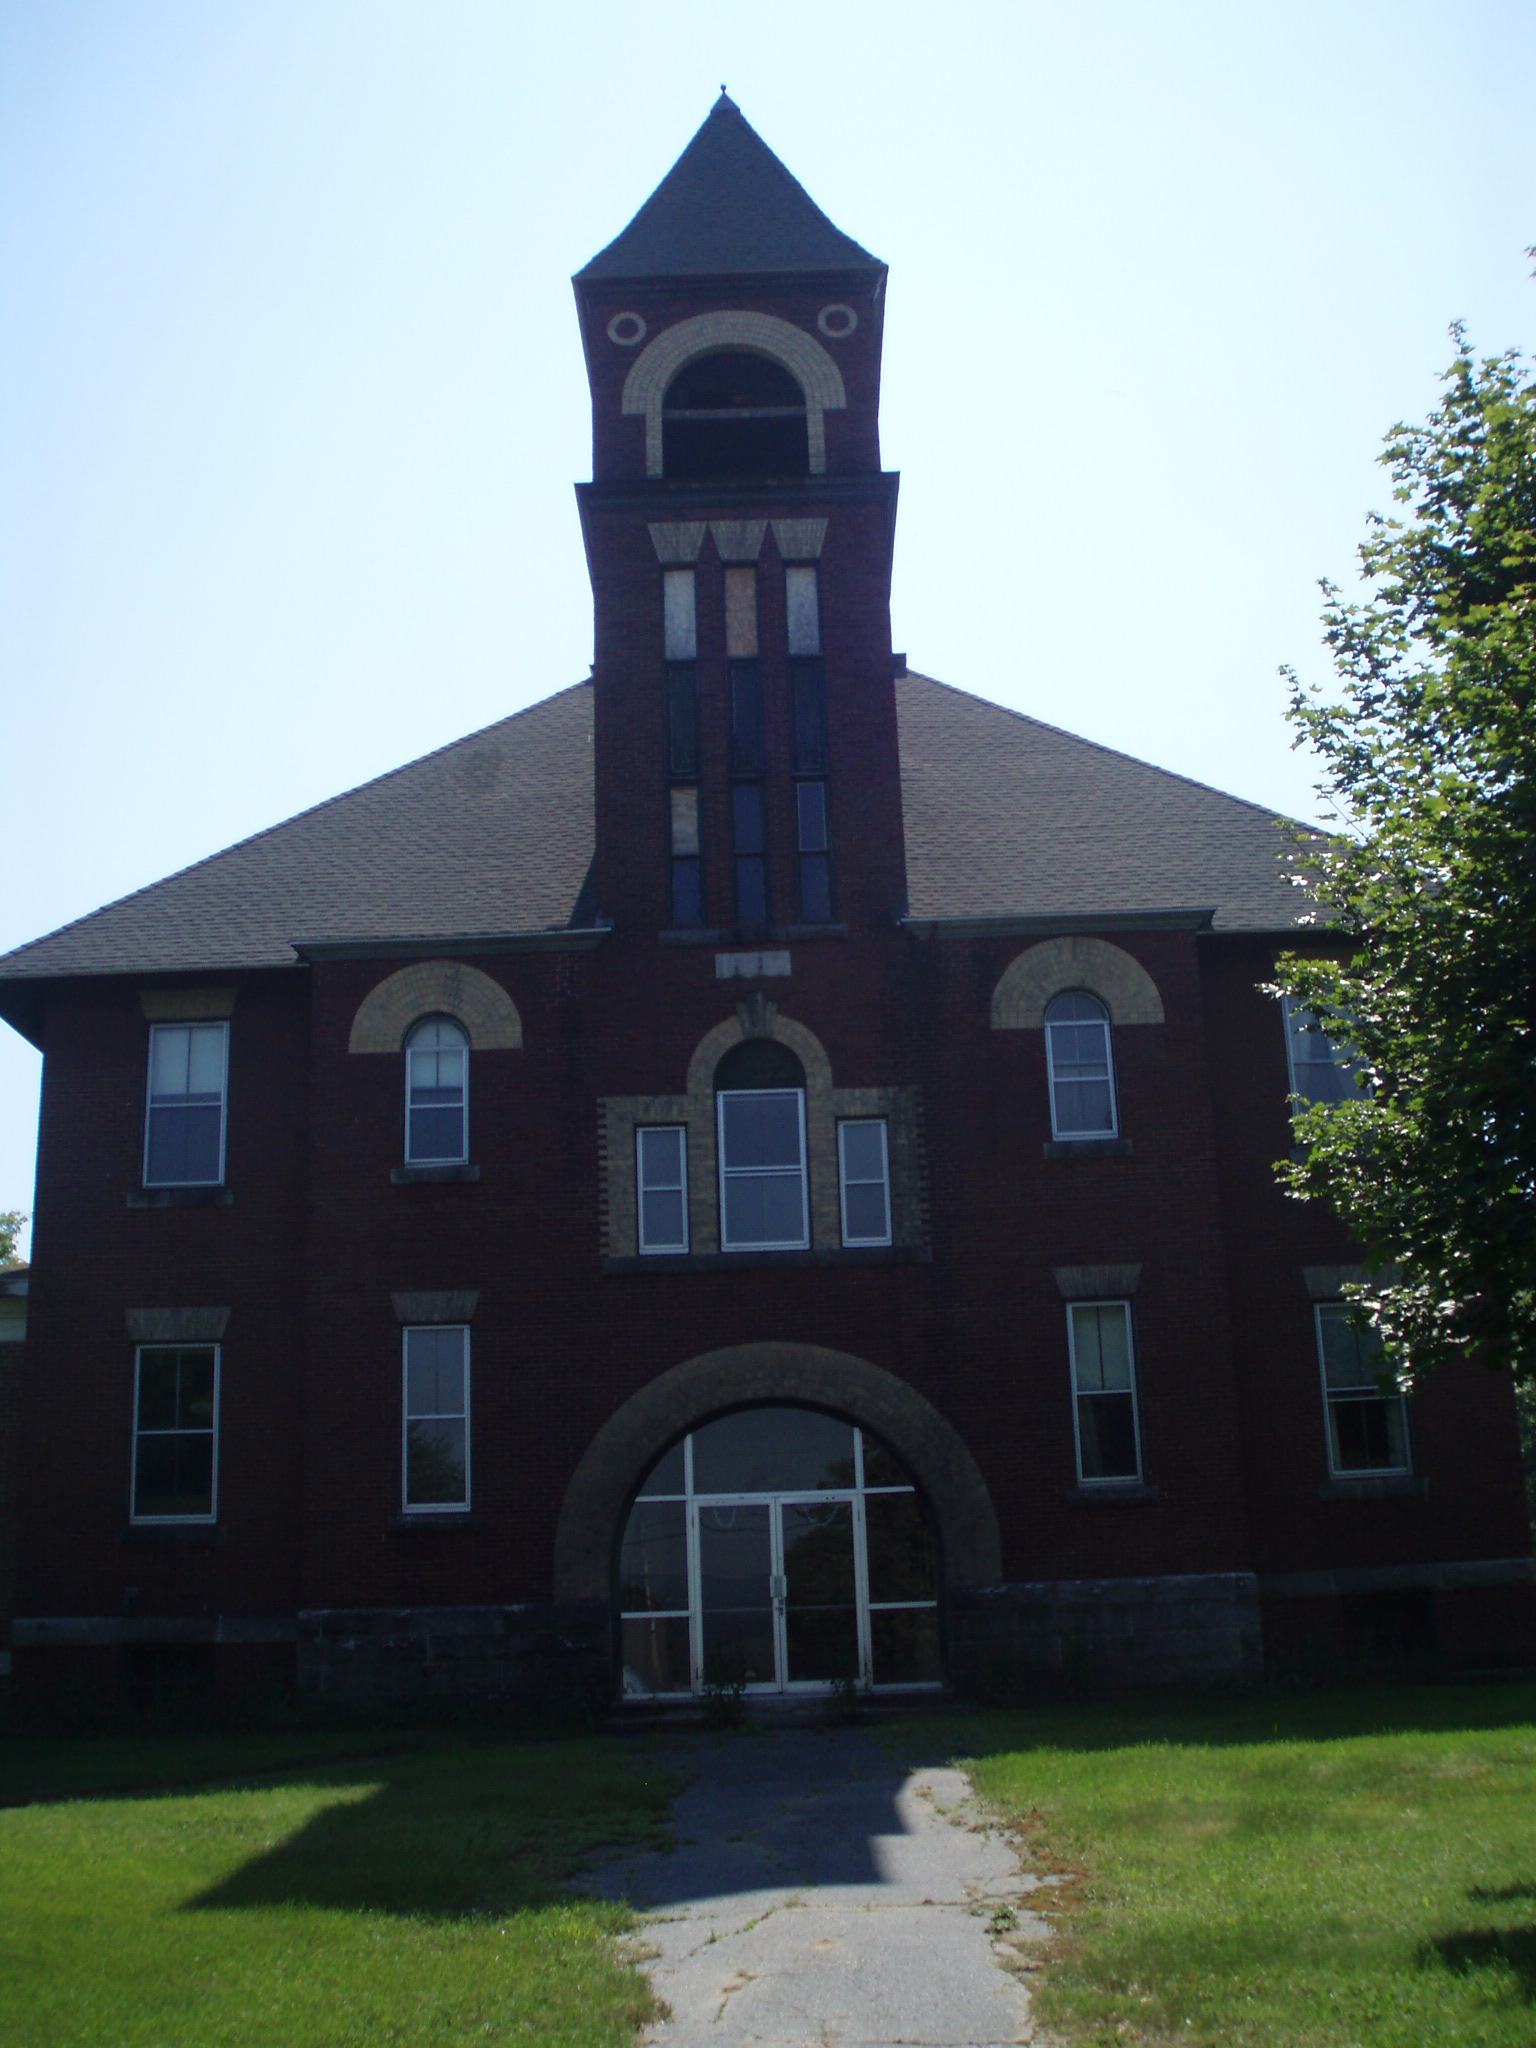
552,1342,1001,1603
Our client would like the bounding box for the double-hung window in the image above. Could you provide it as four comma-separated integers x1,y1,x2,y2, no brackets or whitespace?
637,1126,689,1253
1282,995,1356,1105
1066,1301,1142,1483
131,1345,219,1522
402,1324,470,1511
1315,1303,1410,1475
838,1119,891,1246
717,1090,809,1250
144,1022,228,1186
405,1018,468,1164
1045,993,1117,1138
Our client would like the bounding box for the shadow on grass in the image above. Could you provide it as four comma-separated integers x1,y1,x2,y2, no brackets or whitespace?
165,1742,677,1923
1469,1882,1536,1905
1422,1927,1536,2002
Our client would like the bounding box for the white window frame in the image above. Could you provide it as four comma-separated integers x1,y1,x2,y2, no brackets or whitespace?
401,1324,472,1514
1314,1302,1412,1478
1045,992,1119,1141
637,1124,690,1254
403,1016,470,1166
142,1020,229,1188
1065,1299,1143,1486
1282,994,1356,1106
837,1118,892,1247
716,1088,810,1252
130,1343,221,1525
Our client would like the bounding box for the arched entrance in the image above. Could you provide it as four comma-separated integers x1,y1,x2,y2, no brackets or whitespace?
618,1406,939,1697
551,1342,1003,1698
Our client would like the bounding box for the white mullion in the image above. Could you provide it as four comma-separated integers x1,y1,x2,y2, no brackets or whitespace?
770,1498,787,1691
852,1488,872,1689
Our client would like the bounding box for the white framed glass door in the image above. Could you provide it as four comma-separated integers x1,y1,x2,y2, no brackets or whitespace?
619,1406,942,1699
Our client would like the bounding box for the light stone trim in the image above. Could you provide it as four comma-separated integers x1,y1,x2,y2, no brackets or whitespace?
348,961,522,1053
715,950,791,979
139,988,236,1021
709,520,767,562
600,1009,925,1258
647,521,707,565
991,936,1165,1030
391,1290,480,1324
126,1307,230,1343
1054,1264,1142,1298
553,1342,1001,1601
771,517,829,561
1302,1263,1402,1302
622,313,847,478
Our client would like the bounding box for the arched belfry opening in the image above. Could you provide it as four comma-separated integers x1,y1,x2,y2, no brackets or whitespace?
617,1403,942,1697
662,349,809,480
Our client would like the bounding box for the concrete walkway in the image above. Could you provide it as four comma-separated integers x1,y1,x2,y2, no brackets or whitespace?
586,1725,1056,2048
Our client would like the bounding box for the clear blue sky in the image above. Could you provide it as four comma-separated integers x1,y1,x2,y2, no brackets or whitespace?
2,0,1533,1257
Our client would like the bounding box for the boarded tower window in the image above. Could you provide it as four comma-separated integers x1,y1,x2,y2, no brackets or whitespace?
662,351,809,480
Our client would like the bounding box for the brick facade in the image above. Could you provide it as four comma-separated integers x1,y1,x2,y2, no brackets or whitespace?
2,100,1531,1706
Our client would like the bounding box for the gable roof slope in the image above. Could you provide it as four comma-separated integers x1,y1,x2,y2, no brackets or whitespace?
577,94,883,281
0,674,1309,1016
895,673,1305,933
0,684,595,985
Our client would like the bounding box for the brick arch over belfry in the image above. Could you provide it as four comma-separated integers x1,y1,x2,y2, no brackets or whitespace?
552,1342,1002,1603
621,311,847,477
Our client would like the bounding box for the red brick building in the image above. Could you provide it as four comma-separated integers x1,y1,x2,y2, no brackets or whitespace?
1,97,1530,1708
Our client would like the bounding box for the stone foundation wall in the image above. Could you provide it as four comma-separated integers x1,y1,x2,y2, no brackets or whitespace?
296,1601,610,1710
950,1571,1264,1693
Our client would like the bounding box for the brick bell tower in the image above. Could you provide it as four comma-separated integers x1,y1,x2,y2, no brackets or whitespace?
573,95,905,945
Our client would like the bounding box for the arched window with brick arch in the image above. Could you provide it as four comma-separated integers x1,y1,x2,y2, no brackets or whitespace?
404,1016,469,1165
1044,991,1118,1140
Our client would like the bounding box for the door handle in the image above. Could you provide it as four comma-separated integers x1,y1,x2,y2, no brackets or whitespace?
770,1573,787,1602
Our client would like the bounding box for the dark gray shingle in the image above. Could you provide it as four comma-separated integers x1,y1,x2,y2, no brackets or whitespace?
577,95,883,282
0,673,1309,996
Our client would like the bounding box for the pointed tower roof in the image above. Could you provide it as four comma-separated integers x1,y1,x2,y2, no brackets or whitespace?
577,94,883,281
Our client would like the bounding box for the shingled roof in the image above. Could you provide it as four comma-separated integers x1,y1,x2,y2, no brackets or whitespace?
577,94,883,282
0,675,1307,1024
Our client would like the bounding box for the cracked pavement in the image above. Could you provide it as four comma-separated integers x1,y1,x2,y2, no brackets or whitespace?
584,1726,1057,2047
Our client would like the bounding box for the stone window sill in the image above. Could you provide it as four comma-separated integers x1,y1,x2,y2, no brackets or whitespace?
1044,1139,1133,1160
128,1186,232,1208
390,1164,481,1185
1319,1474,1426,1500
119,1521,225,1546
1066,1482,1159,1507
602,1245,931,1275
386,1512,481,1533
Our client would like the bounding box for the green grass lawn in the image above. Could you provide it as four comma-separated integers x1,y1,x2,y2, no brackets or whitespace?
0,1727,674,2048
950,1683,1536,2048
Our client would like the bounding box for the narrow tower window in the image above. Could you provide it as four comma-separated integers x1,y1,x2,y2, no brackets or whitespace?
732,784,767,928
670,787,703,927
796,780,832,923
662,352,808,480
785,566,821,656
662,569,697,660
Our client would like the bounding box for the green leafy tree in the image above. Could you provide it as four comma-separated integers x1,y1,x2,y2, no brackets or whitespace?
1276,320,1535,1384
0,1210,25,1267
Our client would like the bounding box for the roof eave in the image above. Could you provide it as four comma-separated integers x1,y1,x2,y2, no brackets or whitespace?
901,907,1218,941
